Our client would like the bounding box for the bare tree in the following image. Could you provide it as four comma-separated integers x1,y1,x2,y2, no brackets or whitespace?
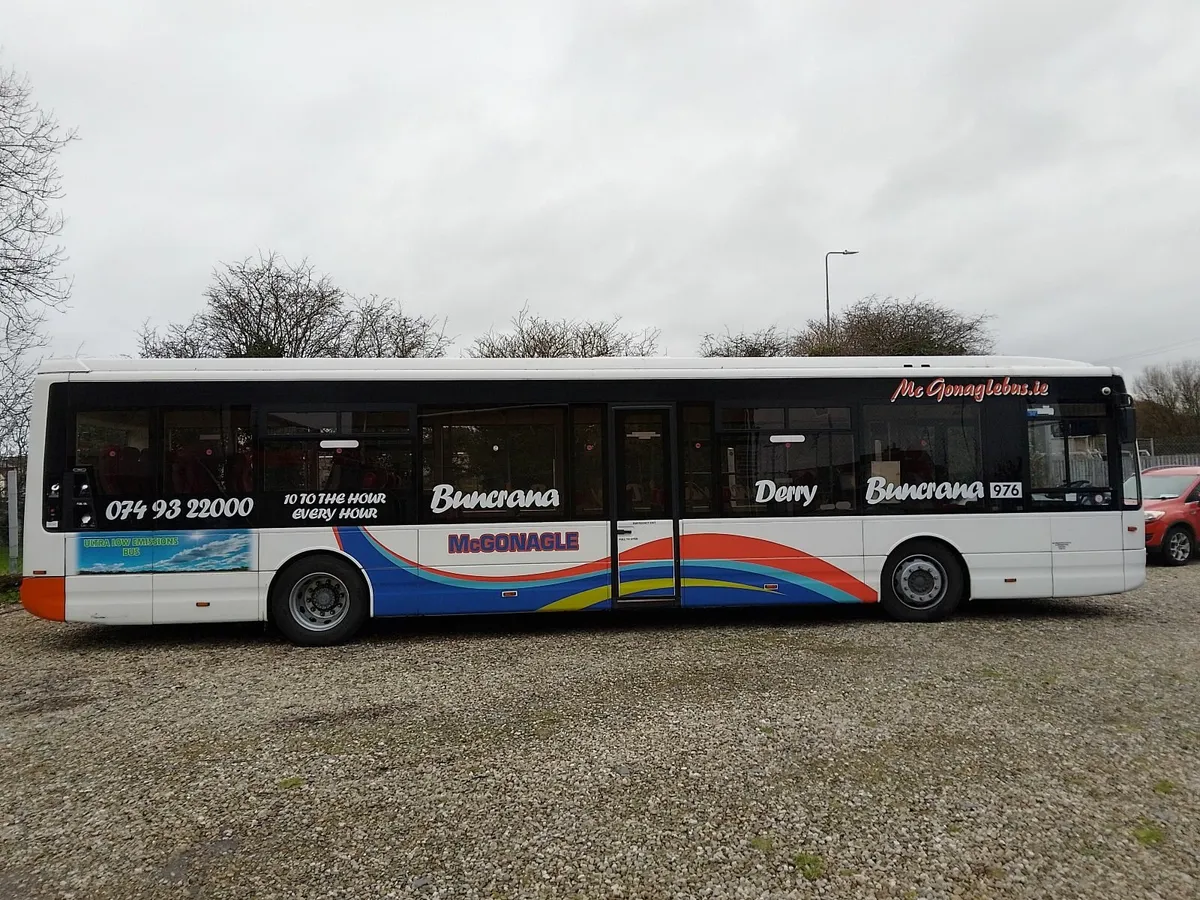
702,296,994,357
699,326,796,358
1,62,75,468
139,252,448,358
344,296,451,358
0,319,42,458
1136,360,1200,437
798,296,994,356
467,305,660,358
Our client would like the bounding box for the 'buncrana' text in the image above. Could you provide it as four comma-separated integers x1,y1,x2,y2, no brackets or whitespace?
864,476,984,504
430,484,560,514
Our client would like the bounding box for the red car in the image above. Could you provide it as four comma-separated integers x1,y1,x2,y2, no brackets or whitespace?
1140,466,1200,565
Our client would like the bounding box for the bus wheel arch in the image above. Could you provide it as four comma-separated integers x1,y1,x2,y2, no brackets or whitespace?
267,551,372,645
878,536,969,622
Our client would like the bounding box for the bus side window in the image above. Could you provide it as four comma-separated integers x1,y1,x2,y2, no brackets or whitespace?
859,402,984,513
71,409,152,529
682,405,713,517
162,407,252,498
715,405,853,516
420,406,567,523
259,408,415,527
571,406,605,520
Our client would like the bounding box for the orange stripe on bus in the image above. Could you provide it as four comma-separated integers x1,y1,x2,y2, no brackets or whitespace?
21,577,66,622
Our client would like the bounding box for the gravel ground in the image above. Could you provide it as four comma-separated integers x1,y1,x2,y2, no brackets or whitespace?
1,564,1198,900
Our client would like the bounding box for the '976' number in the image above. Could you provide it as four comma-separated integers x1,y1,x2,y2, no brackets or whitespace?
989,482,1023,499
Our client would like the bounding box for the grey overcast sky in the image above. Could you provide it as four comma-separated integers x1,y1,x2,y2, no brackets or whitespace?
5,0,1200,375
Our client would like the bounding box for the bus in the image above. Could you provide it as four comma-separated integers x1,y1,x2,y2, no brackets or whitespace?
20,355,1145,645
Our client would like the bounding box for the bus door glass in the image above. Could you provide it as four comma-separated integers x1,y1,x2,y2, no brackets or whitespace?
611,407,678,602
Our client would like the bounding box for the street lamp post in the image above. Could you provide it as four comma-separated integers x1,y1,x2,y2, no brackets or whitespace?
825,250,859,328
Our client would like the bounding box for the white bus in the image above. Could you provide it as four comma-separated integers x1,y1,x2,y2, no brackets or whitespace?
21,356,1145,645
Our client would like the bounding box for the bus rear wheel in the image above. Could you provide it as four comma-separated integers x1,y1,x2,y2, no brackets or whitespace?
271,555,369,646
880,540,965,622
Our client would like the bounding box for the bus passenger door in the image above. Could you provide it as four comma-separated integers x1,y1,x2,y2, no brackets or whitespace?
611,407,679,604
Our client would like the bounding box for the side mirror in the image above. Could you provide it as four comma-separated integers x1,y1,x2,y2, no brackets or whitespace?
1118,407,1136,443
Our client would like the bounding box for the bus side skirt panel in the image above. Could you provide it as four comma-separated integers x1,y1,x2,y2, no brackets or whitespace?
64,573,153,624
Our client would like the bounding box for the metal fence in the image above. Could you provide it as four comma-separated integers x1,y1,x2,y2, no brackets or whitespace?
1141,454,1200,469
1041,458,1116,485
1043,454,1200,487
1136,436,1200,457
1,466,20,572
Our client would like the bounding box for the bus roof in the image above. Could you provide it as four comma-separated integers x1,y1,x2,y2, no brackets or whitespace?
38,355,1120,381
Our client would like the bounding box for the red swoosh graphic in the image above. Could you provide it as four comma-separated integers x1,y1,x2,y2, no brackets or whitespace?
680,533,877,602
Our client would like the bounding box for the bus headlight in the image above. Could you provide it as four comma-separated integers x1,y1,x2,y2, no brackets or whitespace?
1144,510,1165,522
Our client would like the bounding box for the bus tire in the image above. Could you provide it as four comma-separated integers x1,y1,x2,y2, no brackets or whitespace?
879,540,965,622
271,555,369,646
1161,526,1193,566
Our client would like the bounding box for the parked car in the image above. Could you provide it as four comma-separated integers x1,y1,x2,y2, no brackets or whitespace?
1136,466,1200,565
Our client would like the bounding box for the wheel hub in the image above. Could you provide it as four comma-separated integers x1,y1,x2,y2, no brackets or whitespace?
311,586,337,612
894,556,946,609
289,573,350,632
909,570,934,594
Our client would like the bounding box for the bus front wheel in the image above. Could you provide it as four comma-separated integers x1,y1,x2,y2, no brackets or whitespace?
879,540,965,622
271,555,369,646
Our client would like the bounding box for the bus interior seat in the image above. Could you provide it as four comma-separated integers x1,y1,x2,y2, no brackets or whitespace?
138,449,155,494
169,444,224,494
360,467,388,490
168,450,196,493
97,446,122,494
228,451,253,492
323,453,357,490
900,449,935,482
117,446,145,493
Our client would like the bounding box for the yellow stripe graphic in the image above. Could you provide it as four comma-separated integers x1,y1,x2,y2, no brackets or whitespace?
537,577,763,612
